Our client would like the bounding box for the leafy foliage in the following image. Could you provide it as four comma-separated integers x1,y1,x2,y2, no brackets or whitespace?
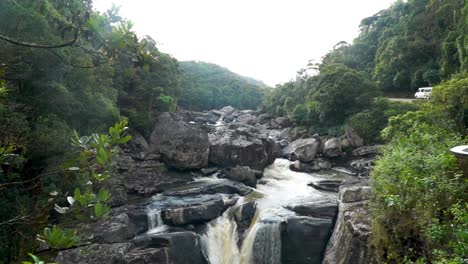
37,226,78,249
371,75,468,263
322,0,468,93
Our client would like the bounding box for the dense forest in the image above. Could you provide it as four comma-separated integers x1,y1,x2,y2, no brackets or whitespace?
0,1,265,262
263,0,468,262
0,0,467,263
264,0,467,142
178,61,267,111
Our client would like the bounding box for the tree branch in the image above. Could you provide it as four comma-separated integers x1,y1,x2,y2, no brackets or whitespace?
0,30,79,49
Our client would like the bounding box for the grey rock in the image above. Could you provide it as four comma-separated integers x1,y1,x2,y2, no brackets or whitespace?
308,180,343,192
286,199,338,220
282,216,334,264
123,248,170,264
340,185,372,203
323,186,371,264
290,160,320,173
150,112,210,169
219,106,237,115
351,145,383,157
161,195,229,226
163,180,252,196
200,167,219,176
133,232,206,264
340,128,363,149
323,138,342,157
237,114,258,125
208,125,279,170
223,166,261,187
270,117,291,129
56,243,132,264
288,138,320,162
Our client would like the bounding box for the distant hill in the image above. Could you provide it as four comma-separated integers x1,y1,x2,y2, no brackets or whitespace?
178,61,268,111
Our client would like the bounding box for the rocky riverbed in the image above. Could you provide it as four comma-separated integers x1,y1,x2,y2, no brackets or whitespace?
55,106,381,264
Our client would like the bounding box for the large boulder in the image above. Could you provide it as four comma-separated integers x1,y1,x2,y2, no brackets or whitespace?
133,232,206,264
208,125,279,170
341,128,363,149
222,166,261,187
270,117,291,129
150,112,210,169
286,199,338,220
56,243,132,264
323,138,342,157
288,138,320,162
323,183,372,264
108,154,193,206
163,179,252,196
219,106,237,116
161,195,230,226
281,216,335,264
351,145,383,157
308,180,343,192
237,114,258,125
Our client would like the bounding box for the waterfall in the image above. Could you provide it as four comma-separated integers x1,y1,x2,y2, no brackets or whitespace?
239,213,282,264
146,207,167,234
201,212,240,264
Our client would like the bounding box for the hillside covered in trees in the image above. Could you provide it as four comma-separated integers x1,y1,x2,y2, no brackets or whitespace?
264,0,467,141
0,0,466,263
178,61,267,111
0,1,265,262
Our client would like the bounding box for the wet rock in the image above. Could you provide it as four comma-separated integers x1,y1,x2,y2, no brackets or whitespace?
208,125,279,170
161,195,229,226
288,138,320,162
308,180,343,192
290,160,320,173
282,216,334,264
332,167,357,176
150,112,210,169
323,184,371,264
314,158,333,170
222,166,261,187
352,145,383,157
286,199,338,219
350,158,375,177
200,167,219,176
163,180,252,196
133,232,206,264
323,138,342,157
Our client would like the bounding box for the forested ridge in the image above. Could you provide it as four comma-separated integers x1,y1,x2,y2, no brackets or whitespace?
262,0,467,263
0,1,264,262
178,61,267,111
0,0,466,263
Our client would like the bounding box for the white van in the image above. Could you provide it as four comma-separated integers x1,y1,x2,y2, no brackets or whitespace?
414,87,432,99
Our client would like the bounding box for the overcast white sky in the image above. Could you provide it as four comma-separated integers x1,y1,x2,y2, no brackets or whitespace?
93,0,396,86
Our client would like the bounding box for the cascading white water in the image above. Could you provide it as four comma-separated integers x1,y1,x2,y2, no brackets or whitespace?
239,218,282,264
201,158,350,264
146,207,168,234
201,211,240,264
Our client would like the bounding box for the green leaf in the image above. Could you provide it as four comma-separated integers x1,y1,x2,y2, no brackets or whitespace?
118,135,132,144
